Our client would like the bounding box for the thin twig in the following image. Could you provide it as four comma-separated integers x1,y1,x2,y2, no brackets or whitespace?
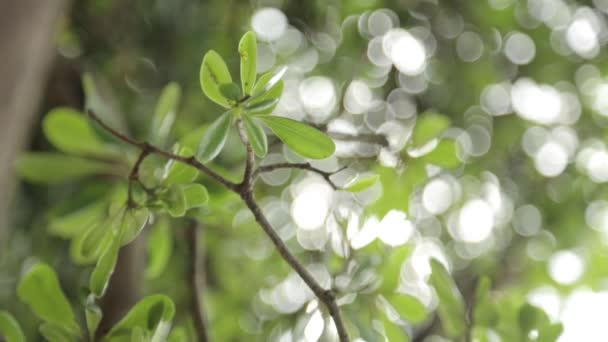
254,162,346,190
127,150,149,208
88,110,238,191
187,222,209,342
87,110,350,342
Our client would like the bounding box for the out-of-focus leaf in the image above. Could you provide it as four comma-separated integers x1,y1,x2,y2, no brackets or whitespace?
258,116,335,159
380,245,413,293
429,259,466,338
382,318,410,342
368,163,427,217
102,294,175,342
411,111,450,147
150,82,181,146
90,224,122,297
15,153,114,184
519,303,563,342
389,294,428,324
39,323,76,342
183,184,209,209
85,294,102,340
242,115,268,157
343,174,379,193
422,139,461,169
239,31,257,95
200,50,233,108
163,147,198,186
0,311,25,342
48,201,106,238
43,107,113,156
70,215,114,264
145,218,173,279
474,277,498,327
120,208,151,246
167,326,188,342
17,263,80,335
197,110,233,163
163,185,186,218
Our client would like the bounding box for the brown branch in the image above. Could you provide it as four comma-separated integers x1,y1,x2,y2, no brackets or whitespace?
87,110,238,191
88,110,350,342
187,222,209,342
127,149,149,208
254,162,345,190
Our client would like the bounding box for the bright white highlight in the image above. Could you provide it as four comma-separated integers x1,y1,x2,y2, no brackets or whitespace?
299,76,336,122
534,141,569,177
383,29,427,75
548,251,584,285
456,199,494,243
422,178,453,215
252,8,288,42
291,180,333,230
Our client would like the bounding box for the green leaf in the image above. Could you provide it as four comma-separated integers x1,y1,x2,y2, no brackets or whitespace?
242,115,268,157
343,174,379,192
219,82,241,102
197,110,233,163
17,263,80,335
167,326,188,342
422,139,461,169
163,185,186,218
103,295,175,341
429,259,466,338
43,107,113,156
90,226,122,297
183,184,209,209
258,116,335,159
70,216,114,264
411,111,450,147
239,31,257,95
119,208,151,246
163,147,198,186
474,277,498,327
382,318,410,342
85,294,102,340
0,311,25,342
389,294,427,324
248,70,284,115
380,245,412,293
39,323,76,342
15,153,114,184
150,82,181,146
245,98,279,115
145,219,173,279
48,201,106,238
200,50,233,108
252,67,286,98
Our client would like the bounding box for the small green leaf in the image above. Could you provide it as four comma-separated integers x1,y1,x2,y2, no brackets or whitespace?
183,184,209,209
39,323,76,342
43,107,113,156
474,277,498,327
411,111,450,147
150,82,181,146
389,294,428,324
119,208,151,246
380,245,412,293
248,70,285,115
145,219,173,279
70,216,114,264
16,153,114,184
429,259,466,338
85,294,102,340
343,174,379,193
252,67,286,98
164,185,186,218
242,115,268,157
48,201,106,238
258,116,335,159
0,311,25,342
90,228,121,297
382,318,411,342
245,98,279,115
239,31,258,95
200,50,233,108
163,147,198,186
103,295,175,341
219,82,241,102
168,326,188,342
197,110,233,162
422,139,461,169
17,263,80,334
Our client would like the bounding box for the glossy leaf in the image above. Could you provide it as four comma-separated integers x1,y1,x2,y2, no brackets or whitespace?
248,70,284,115
197,110,233,163
239,31,257,95
200,50,233,108
344,174,379,193
242,115,268,157
0,311,25,342
183,184,209,209
43,107,112,156
17,263,80,334
164,185,186,217
16,153,114,184
145,219,173,279
429,259,466,338
422,139,461,169
258,116,335,159
150,82,181,146
70,216,114,264
411,111,450,147
90,226,121,297
120,208,151,246
252,67,286,97
389,294,428,324
85,294,102,340
103,294,175,341
245,98,279,115
163,147,198,186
